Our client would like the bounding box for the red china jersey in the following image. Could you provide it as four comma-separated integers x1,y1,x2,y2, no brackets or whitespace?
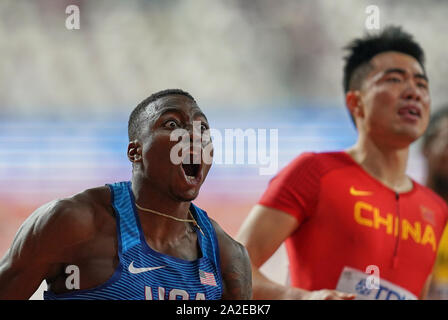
259,151,448,297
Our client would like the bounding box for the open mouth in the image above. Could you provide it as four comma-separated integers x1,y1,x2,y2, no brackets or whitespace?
398,105,421,118
182,163,200,178
179,152,203,185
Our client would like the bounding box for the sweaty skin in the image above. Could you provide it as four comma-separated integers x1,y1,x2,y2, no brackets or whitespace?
0,94,252,300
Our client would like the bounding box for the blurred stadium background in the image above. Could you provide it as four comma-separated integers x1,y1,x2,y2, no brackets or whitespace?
1,0,448,299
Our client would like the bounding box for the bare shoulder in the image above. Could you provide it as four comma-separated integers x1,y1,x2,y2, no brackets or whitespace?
210,219,252,300
42,186,111,242
210,219,246,255
11,186,112,263
0,186,113,298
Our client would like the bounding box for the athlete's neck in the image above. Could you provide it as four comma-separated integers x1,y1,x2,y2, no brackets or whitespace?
130,176,192,237
346,137,413,193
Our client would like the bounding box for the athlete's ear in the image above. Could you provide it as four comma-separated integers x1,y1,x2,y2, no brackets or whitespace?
346,90,364,121
127,140,142,163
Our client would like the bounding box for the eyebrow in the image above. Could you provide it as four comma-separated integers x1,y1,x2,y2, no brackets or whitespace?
157,107,182,117
157,107,209,123
383,68,428,82
193,110,209,123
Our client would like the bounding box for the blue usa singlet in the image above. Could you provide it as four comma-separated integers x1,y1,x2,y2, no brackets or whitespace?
44,181,223,300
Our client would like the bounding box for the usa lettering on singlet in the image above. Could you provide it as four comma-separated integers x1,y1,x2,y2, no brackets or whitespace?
44,181,223,300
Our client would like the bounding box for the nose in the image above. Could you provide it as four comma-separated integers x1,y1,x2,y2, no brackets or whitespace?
186,122,202,146
402,80,422,102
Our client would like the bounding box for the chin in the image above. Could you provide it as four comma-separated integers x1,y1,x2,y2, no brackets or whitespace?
173,188,201,202
403,131,423,145
176,195,199,202
390,126,423,146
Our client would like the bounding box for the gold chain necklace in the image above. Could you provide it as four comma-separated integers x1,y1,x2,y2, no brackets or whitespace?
135,203,204,236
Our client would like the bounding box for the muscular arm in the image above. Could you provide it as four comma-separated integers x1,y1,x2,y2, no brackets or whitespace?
236,205,302,299
211,220,252,300
0,198,95,299
237,205,355,300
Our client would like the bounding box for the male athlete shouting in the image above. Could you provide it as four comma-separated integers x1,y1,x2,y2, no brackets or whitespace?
237,26,448,300
0,89,252,300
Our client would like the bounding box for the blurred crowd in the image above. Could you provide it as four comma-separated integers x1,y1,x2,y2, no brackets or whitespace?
1,0,448,299
1,0,448,116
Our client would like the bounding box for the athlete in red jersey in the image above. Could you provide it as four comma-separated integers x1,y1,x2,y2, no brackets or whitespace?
259,151,447,298
237,26,448,299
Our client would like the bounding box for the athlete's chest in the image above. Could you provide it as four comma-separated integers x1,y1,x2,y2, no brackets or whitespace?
117,243,220,300
312,170,444,255
50,216,207,296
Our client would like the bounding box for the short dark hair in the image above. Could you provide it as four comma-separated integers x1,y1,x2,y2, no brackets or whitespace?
423,105,448,148
128,89,197,141
342,26,426,127
343,25,425,94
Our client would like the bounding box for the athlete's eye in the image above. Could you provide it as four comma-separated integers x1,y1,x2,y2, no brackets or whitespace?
417,82,428,89
164,120,180,129
201,127,212,144
386,77,402,83
200,123,209,132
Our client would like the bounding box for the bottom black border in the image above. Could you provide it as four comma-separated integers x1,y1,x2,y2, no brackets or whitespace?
0,300,440,318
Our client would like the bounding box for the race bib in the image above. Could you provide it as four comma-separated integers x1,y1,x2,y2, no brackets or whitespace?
336,266,418,300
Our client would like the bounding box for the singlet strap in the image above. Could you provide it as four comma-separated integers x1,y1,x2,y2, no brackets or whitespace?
107,181,140,253
190,203,222,285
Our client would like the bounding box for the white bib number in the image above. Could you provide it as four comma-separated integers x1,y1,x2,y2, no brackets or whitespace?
335,266,417,300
